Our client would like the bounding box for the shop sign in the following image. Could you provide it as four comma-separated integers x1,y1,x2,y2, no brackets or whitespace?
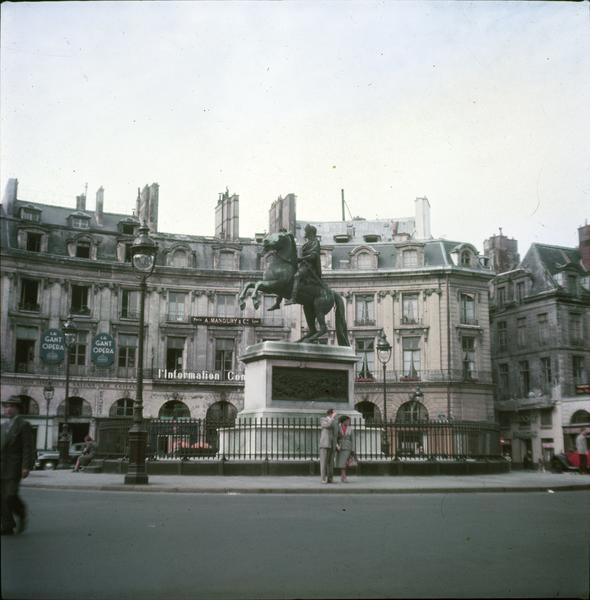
155,369,245,383
40,328,65,364
191,316,261,326
91,333,116,367
575,384,590,395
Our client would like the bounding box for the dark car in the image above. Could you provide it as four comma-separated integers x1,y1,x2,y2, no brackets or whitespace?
34,443,86,470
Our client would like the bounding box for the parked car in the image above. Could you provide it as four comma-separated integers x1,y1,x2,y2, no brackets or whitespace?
35,443,86,470
550,451,590,473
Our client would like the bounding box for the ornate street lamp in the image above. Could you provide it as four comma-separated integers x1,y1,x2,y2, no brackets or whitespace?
43,381,54,450
376,329,392,457
57,314,78,468
125,222,158,485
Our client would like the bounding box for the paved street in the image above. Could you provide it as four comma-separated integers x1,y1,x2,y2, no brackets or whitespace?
2,487,589,599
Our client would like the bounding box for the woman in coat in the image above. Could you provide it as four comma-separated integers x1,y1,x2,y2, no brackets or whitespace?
335,415,355,482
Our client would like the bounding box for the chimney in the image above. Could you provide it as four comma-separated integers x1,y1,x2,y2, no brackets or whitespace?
76,194,86,211
148,183,159,233
2,178,18,216
95,187,104,226
215,188,239,240
414,196,431,240
483,229,520,273
579,223,590,271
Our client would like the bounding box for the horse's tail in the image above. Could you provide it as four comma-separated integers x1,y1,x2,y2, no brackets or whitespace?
334,293,350,347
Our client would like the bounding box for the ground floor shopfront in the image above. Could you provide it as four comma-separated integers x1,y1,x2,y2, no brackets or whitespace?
498,395,590,468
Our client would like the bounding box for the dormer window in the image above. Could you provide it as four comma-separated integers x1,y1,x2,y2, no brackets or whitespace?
402,250,418,268
76,241,91,259
26,232,42,252
72,217,89,229
567,274,577,295
20,207,41,222
121,223,136,235
460,251,471,267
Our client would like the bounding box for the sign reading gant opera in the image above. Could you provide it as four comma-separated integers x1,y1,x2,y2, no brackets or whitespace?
40,329,66,364
91,333,116,367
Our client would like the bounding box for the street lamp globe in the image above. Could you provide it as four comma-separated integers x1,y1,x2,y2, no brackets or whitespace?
62,314,78,348
131,223,158,276
376,329,392,365
43,382,55,402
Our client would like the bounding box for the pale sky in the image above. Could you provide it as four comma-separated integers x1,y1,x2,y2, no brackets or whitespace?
1,1,589,255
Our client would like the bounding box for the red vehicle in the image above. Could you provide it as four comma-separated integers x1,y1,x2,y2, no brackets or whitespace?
551,451,590,472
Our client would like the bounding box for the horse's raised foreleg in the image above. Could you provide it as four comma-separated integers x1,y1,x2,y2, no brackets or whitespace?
251,280,284,310
239,282,256,311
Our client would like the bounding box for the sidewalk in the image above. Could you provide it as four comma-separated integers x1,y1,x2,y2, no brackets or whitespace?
22,469,590,495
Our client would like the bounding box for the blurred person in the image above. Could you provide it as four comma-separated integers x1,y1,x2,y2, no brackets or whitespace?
335,415,355,482
319,408,338,483
1,396,35,535
73,435,96,472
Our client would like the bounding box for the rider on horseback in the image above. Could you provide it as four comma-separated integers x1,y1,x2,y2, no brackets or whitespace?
284,224,323,305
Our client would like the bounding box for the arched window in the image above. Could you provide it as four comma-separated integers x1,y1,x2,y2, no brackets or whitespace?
355,400,381,424
57,397,92,417
571,410,590,424
356,252,373,270
109,398,135,417
396,401,428,423
206,401,238,425
171,249,188,268
461,250,471,267
158,400,190,419
14,395,39,415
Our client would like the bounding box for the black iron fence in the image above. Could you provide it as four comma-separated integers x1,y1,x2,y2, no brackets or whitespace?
96,417,502,462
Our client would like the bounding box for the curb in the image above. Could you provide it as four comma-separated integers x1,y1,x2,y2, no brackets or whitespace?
23,483,590,495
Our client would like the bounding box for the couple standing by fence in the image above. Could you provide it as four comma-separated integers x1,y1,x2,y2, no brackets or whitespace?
319,408,356,483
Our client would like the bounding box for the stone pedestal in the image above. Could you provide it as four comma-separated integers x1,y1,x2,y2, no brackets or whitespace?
217,341,381,459
239,341,360,419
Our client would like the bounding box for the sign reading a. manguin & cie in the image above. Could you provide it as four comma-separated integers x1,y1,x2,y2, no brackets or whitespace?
40,329,66,364
191,316,262,326
91,333,116,367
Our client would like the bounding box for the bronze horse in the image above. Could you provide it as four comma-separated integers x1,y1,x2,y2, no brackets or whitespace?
239,231,350,346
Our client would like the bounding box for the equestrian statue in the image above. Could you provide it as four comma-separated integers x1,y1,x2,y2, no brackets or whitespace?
239,224,350,346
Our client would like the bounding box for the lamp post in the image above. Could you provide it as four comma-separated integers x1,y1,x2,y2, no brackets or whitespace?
57,315,78,468
43,381,54,450
125,222,158,485
376,329,392,457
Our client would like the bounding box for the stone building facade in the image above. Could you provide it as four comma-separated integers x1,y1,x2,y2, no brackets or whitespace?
1,179,496,452
488,228,590,466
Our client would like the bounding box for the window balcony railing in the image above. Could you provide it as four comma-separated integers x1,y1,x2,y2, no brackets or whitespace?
354,318,376,327
120,309,139,320
167,312,187,322
71,305,91,316
18,302,40,312
353,369,493,385
400,316,421,326
459,317,479,326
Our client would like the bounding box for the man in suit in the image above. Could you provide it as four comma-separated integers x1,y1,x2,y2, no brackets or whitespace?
1,396,35,535
319,408,338,483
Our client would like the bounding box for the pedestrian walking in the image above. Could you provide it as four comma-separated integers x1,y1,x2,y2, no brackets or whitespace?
1,396,35,535
335,415,355,482
319,408,338,483
73,435,96,472
575,428,589,474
